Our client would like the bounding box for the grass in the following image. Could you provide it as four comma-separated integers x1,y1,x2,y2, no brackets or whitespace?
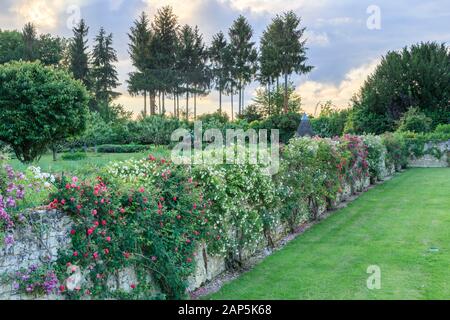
208,168,450,300
9,145,170,177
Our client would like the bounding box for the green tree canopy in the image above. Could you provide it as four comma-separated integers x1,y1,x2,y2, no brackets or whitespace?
0,61,89,163
0,30,24,63
349,42,450,134
265,11,313,113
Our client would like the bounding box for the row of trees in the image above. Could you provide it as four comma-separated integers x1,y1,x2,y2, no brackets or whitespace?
127,6,313,120
68,20,122,121
0,21,123,122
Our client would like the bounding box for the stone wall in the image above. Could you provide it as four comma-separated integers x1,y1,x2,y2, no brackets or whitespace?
408,140,450,168
0,210,72,299
0,144,433,299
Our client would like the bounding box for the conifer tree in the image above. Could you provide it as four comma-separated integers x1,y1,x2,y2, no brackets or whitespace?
228,15,258,115
92,27,120,120
69,19,90,87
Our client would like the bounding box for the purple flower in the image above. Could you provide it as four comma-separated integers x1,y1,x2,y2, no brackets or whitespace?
4,234,14,246
6,196,16,208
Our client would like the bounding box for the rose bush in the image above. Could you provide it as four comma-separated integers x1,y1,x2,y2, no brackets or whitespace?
50,156,213,299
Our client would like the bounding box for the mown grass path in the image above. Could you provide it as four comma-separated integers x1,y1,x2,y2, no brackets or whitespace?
209,168,450,300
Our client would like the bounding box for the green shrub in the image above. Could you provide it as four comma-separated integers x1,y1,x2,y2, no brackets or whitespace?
129,115,186,146
61,152,88,161
397,107,433,133
381,132,408,169
310,109,349,138
362,135,387,182
96,144,149,154
193,162,279,264
256,112,302,144
277,136,369,230
0,61,89,163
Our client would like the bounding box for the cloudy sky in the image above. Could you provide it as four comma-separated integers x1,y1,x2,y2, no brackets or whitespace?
1,0,449,117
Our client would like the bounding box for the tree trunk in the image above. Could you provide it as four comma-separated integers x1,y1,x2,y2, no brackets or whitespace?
143,90,147,117
162,91,166,114
242,86,245,112
267,81,271,116
238,83,242,115
52,146,57,162
173,92,176,116
186,88,189,121
150,92,156,115
219,84,222,113
284,73,289,114
194,87,197,120
158,91,161,114
176,93,180,118
231,88,234,121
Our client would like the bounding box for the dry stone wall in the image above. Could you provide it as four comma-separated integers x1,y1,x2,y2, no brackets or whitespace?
0,140,447,299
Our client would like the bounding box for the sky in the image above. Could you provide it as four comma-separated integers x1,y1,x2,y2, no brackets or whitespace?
1,0,449,117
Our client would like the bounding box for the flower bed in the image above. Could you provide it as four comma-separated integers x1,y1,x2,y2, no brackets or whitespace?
0,130,449,300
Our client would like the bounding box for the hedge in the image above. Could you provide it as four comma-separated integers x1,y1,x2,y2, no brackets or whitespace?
96,144,149,154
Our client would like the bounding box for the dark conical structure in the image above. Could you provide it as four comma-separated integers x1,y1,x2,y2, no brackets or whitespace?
296,113,315,137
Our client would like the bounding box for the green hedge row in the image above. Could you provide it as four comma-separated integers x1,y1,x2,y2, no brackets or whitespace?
96,144,149,153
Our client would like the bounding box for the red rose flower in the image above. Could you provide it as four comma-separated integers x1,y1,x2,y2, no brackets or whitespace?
70,229,76,235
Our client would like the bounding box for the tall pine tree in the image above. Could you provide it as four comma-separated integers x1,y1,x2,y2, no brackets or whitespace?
209,32,228,113
92,27,120,120
228,15,257,115
177,25,196,120
69,19,90,88
191,26,209,119
127,12,155,116
152,6,179,115
22,22,37,61
272,12,313,113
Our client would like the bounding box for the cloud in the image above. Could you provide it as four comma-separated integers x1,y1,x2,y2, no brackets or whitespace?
315,17,357,27
220,0,328,14
3,0,89,31
304,30,330,46
297,59,379,113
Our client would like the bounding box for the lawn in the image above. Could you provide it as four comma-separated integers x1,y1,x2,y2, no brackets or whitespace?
208,168,450,300
9,145,170,177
